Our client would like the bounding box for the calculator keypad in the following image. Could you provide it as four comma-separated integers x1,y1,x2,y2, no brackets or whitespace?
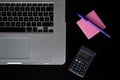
69,55,88,77
68,46,96,77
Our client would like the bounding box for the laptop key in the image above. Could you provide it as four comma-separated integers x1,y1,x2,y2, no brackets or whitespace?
50,16,53,21
38,3,42,6
44,12,48,16
0,17,2,21
22,3,26,6
20,7,24,11
49,3,54,6
3,17,7,21
24,17,28,21
16,3,21,6
6,22,10,26
49,29,53,32
33,12,37,16
32,22,36,26
36,7,40,11
16,22,20,27
14,17,18,21
8,17,13,21
11,3,15,6
45,17,49,21
18,12,22,16
39,12,43,16
29,17,34,21
28,12,32,16
21,22,26,27
2,12,6,16
0,27,25,32
12,12,17,16
25,7,30,11
19,17,23,21
31,7,35,11
5,3,10,6
37,22,41,27
0,22,4,27
40,17,44,21
32,3,37,6
15,7,19,11
43,29,48,32
0,7,3,11
46,7,53,11
43,3,48,6
23,12,27,16
27,3,32,6
42,22,53,27
38,29,43,32
4,7,9,11
33,27,37,32
11,22,15,27
27,27,32,32
10,7,14,11
35,17,39,21
41,7,45,11
49,12,53,16
27,22,31,27
7,12,11,16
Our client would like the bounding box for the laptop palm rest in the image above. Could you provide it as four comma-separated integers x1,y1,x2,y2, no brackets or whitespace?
0,37,30,59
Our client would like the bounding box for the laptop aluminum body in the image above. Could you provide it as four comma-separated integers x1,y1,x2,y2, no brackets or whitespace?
0,0,66,65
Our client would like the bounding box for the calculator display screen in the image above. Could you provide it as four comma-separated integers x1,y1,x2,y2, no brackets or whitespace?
79,51,91,60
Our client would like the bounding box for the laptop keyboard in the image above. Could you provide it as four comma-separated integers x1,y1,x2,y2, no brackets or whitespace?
0,2,54,33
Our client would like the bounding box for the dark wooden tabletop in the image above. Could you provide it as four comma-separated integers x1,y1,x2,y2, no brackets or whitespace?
0,0,117,80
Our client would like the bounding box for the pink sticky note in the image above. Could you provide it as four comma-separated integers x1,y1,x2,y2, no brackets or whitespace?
76,10,106,39
77,19,100,39
86,10,106,29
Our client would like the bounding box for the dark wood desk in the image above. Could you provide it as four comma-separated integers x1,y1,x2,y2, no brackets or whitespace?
0,0,116,80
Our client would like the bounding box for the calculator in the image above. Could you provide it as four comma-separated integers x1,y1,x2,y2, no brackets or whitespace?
68,46,96,77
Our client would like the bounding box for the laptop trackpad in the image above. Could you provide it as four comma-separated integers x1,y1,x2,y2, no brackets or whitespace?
0,37,30,59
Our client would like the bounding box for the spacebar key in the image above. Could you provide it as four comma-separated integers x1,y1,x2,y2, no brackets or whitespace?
0,27,25,32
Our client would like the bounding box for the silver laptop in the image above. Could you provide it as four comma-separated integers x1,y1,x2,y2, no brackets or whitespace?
0,0,66,65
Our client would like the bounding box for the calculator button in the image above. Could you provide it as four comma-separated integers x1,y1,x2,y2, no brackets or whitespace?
78,61,81,63
84,64,87,67
75,59,78,62
75,67,78,69
80,72,83,75
81,62,84,64
81,68,84,70
83,67,86,69
79,67,81,69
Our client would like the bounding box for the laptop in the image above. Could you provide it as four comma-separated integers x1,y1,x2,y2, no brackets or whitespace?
0,0,66,65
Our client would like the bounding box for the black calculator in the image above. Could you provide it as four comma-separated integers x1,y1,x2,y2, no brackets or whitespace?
68,46,96,77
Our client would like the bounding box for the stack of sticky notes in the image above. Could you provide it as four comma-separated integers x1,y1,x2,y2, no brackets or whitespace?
76,10,107,39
